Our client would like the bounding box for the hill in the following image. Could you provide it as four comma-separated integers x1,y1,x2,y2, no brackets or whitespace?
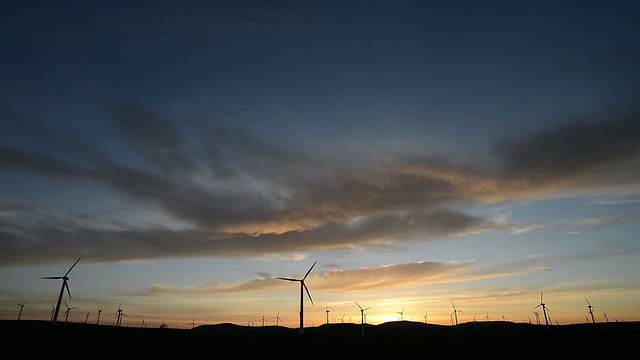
1,320,638,359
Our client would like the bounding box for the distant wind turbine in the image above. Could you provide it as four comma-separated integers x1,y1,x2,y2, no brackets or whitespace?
586,298,597,324
140,318,146,328
355,301,372,337
16,301,27,320
278,261,317,334
272,311,282,326
602,309,609,323
63,301,78,324
325,306,330,332
115,301,124,327
532,311,540,325
96,306,102,325
397,307,405,321
533,292,550,327
451,302,462,326
41,257,81,325
84,312,90,324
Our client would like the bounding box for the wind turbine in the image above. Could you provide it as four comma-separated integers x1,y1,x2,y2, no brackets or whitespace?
41,257,81,325
533,292,550,327
586,298,597,324
63,301,78,324
602,309,609,323
325,306,330,332
16,301,27,320
272,311,282,326
532,311,540,325
397,307,405,321
278,261,317,334
451,302,462,326
115,301,124,327
140,318,146,328
84,312,90,324
355,301,372,336
96,306,102,325
424,311,429,324
49,303,56,321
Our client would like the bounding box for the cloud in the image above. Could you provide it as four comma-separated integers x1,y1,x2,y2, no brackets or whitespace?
1,98,640,266
139,259,546,296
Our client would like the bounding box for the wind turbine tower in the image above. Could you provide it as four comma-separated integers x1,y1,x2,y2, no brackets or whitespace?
63,301,78,324
16,301,27,320
278,261,317,334
534,292,550,327
451,302,462,326
96,306,102,325
355,301,372,337
532,311,540,325
115,302,124,327
325,306,330,333
398,307,405,321
272,311,282,326
586,298,597,324
41,257,81,325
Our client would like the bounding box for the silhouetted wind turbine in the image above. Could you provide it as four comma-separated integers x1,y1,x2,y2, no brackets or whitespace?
96,306,102,325
115,301,124,327
41,257,81,325
534,292,550,327
355,301,372,336
532,311,540,325
451,302,462,326
586,298,597,324
63,301,78,324
16,301,27,320
424,311,428,324
272,311,282,326
397,307,405,321
84,312,90,324
602,309,609,323
325,306,330,332
49,303,56,321
278,261,316,334
140,318,146,328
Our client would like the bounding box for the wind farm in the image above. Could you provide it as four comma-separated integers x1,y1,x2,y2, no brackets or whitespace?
1,1,640,357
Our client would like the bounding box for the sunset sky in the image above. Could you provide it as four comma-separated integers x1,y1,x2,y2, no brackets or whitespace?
1,1,639,328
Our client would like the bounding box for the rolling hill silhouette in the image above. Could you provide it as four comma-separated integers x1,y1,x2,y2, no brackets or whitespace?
1,319,638,359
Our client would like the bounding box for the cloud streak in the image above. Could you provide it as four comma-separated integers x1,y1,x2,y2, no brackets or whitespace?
1,98,640,266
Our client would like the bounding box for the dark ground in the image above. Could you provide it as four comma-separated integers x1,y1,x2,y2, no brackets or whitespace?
1,320,638,359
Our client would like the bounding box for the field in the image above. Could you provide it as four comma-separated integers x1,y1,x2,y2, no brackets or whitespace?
1,320,638,359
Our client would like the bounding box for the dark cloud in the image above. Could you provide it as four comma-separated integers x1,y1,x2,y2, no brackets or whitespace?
493,103,640,186
1,98,639,266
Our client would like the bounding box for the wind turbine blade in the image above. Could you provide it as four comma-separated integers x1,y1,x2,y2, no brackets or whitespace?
65,257,81,277
355,302,363,310
534,304,541,309
64,281,72,298
278,277,299,282
303,283,314,305
303,261,317,280
41,276,63,279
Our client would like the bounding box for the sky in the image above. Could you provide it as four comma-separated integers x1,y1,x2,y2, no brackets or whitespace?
1,0,640,328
